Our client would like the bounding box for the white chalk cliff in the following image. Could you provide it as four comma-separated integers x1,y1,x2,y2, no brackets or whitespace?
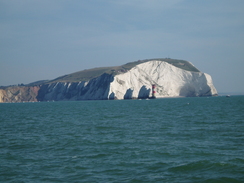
109,60,217,99
36,60,217,101
0,59,218,102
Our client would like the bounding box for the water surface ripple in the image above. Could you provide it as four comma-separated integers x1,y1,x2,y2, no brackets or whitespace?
1,96,244,182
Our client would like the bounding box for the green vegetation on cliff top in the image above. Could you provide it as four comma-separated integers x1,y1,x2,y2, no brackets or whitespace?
33,58,201,85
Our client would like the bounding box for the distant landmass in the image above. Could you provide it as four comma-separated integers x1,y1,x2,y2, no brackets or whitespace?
0,58,217,102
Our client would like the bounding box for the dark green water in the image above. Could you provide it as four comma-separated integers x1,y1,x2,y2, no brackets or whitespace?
1,96,244,182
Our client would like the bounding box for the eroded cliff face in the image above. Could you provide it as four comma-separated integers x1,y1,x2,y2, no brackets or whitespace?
36,73,113,101
0,60,218,102
109,61,217,99
0,86,40,103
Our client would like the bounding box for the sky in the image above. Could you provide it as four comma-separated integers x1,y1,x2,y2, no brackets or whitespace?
0,0,244,93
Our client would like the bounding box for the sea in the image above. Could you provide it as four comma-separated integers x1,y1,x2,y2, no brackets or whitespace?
0,96,244,183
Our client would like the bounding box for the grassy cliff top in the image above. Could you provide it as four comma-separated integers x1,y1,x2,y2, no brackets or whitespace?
33,58,201,85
